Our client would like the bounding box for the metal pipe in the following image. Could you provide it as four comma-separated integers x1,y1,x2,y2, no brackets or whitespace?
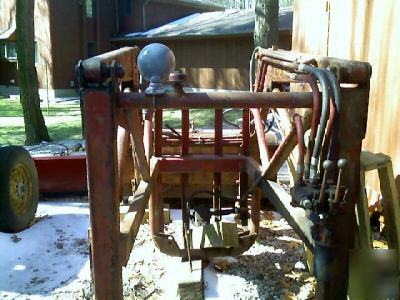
251,108,270,168
143,109,154,161
257,60,268,92
258,48,302,62
253,59,266,92
249,47,260,91
322,68,341,161
292,113,305,181
261,56,298,73
118,92,313,109
293,74,321,179
298,64,331,183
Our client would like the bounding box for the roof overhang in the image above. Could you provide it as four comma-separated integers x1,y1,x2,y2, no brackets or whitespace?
113,32,253,43
112,7,292,44
150,0,224,11
0,24,16,41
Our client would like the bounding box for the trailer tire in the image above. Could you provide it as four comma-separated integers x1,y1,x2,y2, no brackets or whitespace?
0,146,39,233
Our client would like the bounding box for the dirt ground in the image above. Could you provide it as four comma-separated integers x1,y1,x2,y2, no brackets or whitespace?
0,201,315,299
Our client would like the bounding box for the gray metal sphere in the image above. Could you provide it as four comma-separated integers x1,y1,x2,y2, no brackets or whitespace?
137,43,176,82
322,160,334,171
337,158,348,169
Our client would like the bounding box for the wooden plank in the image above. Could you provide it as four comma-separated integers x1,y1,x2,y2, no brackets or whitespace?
245,157,315,251
142,207,171,225
356,169,372,249
177,260,204,300
126,109,150,181
119,180,152,266
361,151,389,172
221,222,239,248
378,160,400,265
203,223,223,248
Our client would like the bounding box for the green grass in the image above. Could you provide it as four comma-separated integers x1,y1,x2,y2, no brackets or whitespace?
163,108,242,129
0,98,81,117
0,98,82,145
0,98,243,146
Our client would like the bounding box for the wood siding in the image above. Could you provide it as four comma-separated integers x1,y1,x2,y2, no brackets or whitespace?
292,0,400,194
125,31,291,91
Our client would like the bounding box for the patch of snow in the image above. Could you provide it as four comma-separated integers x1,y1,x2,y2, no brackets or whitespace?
0,202,90,299
0,205,315,299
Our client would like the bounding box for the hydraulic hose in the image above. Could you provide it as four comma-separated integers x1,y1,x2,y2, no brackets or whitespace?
321,68,340,161
298,64,330,183
293,74,321,179
249,47,261,92
292,113,305,181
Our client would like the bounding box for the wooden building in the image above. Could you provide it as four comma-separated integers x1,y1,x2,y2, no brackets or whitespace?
113,7,293,90
0,0,222,98
292,0,400,195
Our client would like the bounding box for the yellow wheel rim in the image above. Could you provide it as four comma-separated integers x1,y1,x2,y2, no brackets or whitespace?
9,163,32,215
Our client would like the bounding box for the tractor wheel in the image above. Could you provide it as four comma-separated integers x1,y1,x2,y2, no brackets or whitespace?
0,146,39,233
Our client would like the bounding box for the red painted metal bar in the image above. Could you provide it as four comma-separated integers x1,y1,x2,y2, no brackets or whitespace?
240,108,250,225
117,92,314,109
214,109,223,210
260,56,299,73
84,90,122,299
257,60,267,92
251,188,261,233
293,113,305,181
151,107,164,235
149,173,163,235
143,109,154,162
251,108,269,168
181,109,189,156
154,109,163,156
181,109,190,227
242,109,250,156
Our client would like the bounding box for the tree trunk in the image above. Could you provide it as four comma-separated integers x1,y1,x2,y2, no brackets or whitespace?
16,0,50,145
254,0,279,48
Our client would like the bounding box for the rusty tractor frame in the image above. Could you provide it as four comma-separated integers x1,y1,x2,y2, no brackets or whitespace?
76,46,372,299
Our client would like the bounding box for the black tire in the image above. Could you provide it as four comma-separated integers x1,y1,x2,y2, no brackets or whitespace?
0,146,39,233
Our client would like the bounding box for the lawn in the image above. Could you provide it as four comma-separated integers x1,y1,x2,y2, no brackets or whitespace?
0,98,82,145
0,98,243,145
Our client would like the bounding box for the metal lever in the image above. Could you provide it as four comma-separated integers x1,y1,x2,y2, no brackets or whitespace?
318,160,334,203
334,158,347,203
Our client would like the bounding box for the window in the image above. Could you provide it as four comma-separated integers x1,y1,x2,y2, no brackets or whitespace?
0,41,38,63
5,41,17,59
124,0,132,16
86,0,94,18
